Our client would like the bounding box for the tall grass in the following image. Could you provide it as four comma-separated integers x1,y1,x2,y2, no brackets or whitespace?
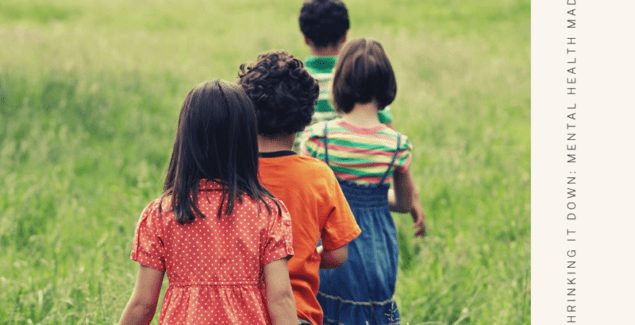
0,0,529,323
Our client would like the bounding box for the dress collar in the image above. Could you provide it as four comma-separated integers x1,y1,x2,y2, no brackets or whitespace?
198,179,224,191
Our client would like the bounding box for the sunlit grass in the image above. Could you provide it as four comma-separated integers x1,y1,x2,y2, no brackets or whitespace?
0,0,529,323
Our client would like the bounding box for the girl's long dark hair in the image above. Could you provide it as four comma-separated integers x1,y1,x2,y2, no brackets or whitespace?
163,80,277,224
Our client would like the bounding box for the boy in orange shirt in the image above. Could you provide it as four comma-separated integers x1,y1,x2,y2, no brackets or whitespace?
239,51,361,325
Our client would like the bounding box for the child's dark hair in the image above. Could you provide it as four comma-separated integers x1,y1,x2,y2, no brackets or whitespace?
238,51,319,137
163,80,278,224
299,0,350,49
332,38,397,113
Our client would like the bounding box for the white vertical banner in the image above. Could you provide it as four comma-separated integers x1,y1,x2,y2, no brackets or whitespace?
532,0,635,324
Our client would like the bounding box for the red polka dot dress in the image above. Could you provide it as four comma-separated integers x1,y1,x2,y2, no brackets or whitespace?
130,179,294,324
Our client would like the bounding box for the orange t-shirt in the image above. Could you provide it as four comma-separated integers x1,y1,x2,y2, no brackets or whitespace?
259,151,361,325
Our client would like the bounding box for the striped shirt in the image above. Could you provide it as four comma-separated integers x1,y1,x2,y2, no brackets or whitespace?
304,56,393,125
301,119,412,185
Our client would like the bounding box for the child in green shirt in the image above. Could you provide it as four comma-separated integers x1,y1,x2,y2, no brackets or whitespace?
299,0,427,238
299,0,393,125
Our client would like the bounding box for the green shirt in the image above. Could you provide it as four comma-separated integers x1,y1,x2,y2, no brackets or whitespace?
304,56,393,124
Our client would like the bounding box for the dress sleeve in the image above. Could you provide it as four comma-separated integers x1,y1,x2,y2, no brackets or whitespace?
262,200,294,266
394,134,413,172
130,200,166,271
321,174,362,250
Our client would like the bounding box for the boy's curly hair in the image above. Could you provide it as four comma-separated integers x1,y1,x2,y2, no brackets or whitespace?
238,51,319,137
299,0,350,48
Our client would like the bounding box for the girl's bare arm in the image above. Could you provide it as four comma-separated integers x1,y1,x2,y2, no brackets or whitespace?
119,265,164,325
389,168,414,213
389,169,427,236
264,259,298,324
409,187,427,237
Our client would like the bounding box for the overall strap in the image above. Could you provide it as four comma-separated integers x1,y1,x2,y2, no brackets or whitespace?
379,134,402,185
322,121,330,166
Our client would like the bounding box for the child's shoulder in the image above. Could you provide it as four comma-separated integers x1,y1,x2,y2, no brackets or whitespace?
376,125,412,151
382,127,410,139
295,154,337,176
140,198,162,215
305,118,352,136
305,120,329,138
266,152,337,184
286,156,341,199
139,196,174,220
135,197,173,232
330,118,409,140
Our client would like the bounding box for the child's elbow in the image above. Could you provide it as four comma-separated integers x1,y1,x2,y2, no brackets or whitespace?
277,289,296,304
120,300,157,324
332,247,348,267
393,204,411,213
321,246,348,269
131,300,158,318
392,198,412,213
268,287,296,310
398,195,414,213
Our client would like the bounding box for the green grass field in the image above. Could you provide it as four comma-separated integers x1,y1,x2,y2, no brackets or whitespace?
0,0,530,323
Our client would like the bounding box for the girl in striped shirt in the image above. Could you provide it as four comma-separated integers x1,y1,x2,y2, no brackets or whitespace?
302,38,419,324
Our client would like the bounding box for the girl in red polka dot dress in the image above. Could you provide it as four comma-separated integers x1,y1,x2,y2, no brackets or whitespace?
119,80,298,324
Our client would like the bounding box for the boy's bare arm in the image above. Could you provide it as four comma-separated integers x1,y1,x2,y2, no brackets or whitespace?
119,265,164,325
318,245,348,269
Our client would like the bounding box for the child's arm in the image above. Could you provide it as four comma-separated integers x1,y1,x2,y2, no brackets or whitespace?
389,169,427,237
388,168,414,213
119,265,164,325
317,245,348,269
264,259,298,325
409,187,427,237
384,121,427,236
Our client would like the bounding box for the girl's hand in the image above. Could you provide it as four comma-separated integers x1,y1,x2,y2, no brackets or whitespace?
410,198,427,237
